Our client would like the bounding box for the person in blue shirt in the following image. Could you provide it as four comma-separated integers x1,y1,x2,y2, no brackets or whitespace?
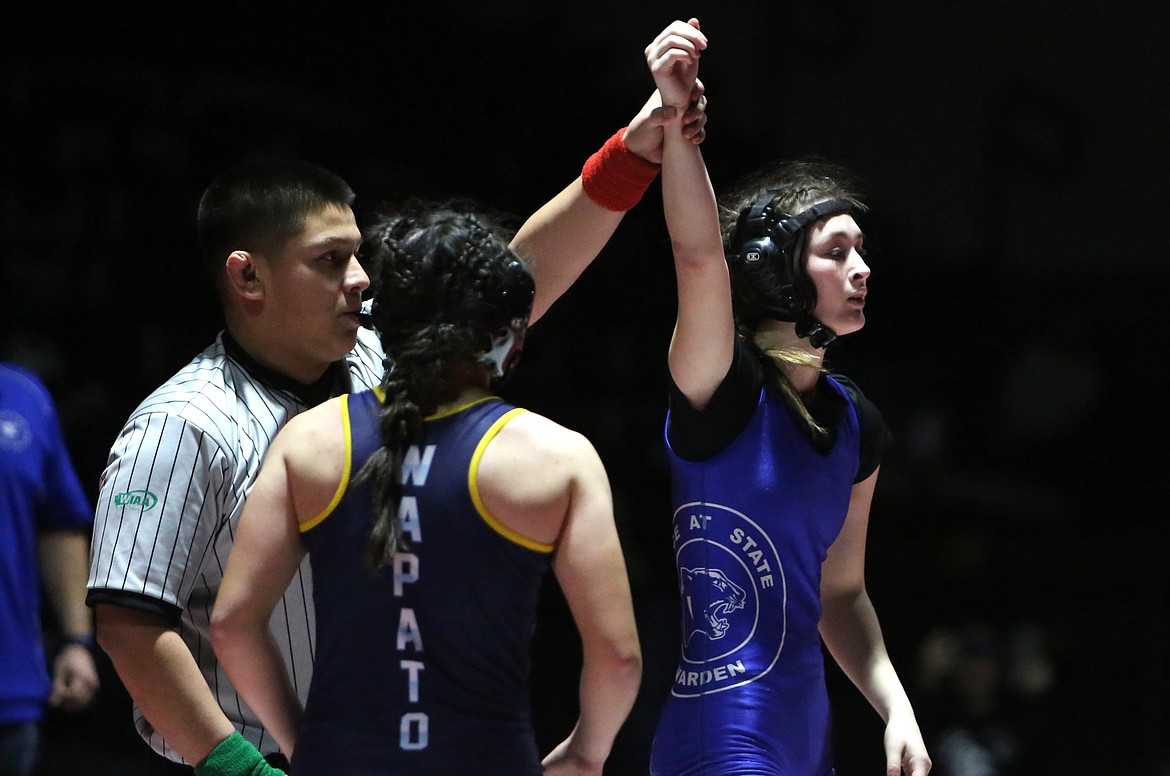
644,19,931,776
0,363,99,776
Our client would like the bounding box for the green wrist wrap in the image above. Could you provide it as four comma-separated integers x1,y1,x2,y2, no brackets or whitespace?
194,732,285,776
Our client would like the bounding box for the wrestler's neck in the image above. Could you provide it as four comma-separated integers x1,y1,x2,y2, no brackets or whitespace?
433,364,494,415
753,319,824,395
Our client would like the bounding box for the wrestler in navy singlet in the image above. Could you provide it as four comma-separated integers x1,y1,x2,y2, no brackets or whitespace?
650,366,865,776
294,391,552,776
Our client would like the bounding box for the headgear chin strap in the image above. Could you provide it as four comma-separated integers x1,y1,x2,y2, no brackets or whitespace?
730,196,854,348
796,317,836,349
480,259,535,381
358,298,375,329
480,319,528,378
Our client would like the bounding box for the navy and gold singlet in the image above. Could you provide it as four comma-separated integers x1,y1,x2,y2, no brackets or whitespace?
293,391,553,776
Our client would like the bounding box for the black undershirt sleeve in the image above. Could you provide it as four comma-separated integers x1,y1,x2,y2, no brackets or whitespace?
831,373,891,482
667,340,764,462
665,340,890,481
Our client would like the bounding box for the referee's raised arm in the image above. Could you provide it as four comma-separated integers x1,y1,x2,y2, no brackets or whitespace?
83,68,699,771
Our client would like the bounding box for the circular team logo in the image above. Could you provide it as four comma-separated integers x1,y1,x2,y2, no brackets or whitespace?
671,501,786,697
0,411,32,452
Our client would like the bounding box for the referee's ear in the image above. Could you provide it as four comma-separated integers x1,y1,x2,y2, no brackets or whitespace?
225,250,264,301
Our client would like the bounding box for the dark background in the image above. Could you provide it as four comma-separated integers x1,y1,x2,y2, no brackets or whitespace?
6,2,1167,774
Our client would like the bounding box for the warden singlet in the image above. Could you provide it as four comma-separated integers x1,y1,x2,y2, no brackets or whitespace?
650,376,860,776
294,392,553,776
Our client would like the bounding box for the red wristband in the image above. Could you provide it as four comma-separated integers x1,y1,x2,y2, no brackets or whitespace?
581,127,661,212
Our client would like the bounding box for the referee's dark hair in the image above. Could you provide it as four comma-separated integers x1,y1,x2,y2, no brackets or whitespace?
355,204,529,568
196,159,355,284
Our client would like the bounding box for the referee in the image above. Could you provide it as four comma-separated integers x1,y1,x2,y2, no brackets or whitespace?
87,160,383,775
84,90,707,776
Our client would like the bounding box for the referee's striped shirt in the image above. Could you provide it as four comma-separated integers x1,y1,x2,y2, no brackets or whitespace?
87,327,384,764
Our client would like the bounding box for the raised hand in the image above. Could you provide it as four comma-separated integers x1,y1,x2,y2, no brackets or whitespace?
622,79,708,164
644,18,707,111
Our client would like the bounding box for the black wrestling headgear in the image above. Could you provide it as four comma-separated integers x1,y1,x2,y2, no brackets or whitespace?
479,258,535,379
356,212,535,380
728,195,855,349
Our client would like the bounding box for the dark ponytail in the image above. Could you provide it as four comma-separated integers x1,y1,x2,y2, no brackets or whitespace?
355,205,524,567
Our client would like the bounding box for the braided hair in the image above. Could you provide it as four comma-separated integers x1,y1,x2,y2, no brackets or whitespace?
355,205,532,567
720,160,868,445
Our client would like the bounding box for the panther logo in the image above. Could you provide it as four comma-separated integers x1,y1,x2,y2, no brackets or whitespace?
672,502,786,696
680,567,746,646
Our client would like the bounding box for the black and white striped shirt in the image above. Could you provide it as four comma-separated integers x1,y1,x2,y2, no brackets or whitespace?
87,327,384,763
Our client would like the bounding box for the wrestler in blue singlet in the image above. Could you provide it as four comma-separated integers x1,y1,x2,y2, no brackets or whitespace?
294,390,552,776
651,341,884,776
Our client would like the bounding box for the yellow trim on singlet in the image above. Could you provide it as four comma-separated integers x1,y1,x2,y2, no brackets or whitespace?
467,407,555,554
300,395,353,533
427,394,499,421
368,388,498,421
